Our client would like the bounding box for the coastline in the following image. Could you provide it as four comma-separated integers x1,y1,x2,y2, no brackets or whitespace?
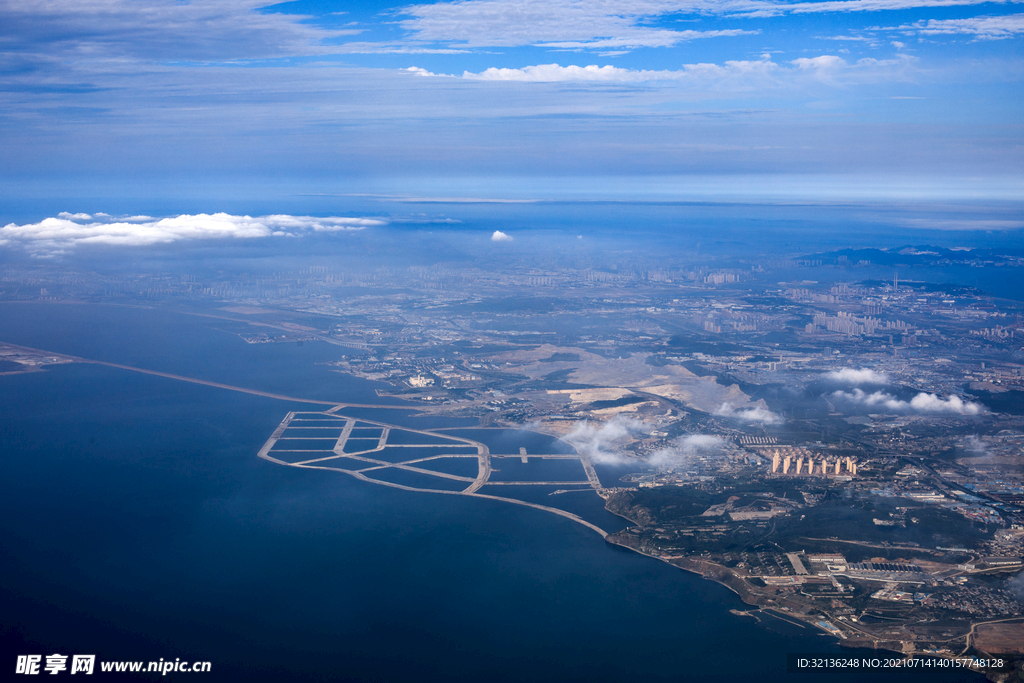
599,511,1018,683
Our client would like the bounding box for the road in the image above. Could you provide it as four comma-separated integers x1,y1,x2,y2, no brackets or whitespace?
0,341,417,409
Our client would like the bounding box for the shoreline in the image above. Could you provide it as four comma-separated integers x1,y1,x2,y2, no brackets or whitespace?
601,524,1020,682
2,339,1015,678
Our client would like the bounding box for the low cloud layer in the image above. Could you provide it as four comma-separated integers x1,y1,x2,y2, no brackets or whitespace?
648,434,725,467
408,54,908,84
832,388,983,415
715,402,783,424
824,368,889,384
563,415,647,465
0,213,384,255
491,230,513,242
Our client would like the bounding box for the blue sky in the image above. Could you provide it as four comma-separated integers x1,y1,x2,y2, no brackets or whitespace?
1,0,1022,202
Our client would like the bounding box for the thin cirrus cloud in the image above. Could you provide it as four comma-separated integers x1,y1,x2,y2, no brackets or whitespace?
0,213,383,255
396,0,1024,49
0,0,360,63
877,13,1024,39
536,29,759,50
2,0,1019,71
735,0,1024,16
397,0,752,48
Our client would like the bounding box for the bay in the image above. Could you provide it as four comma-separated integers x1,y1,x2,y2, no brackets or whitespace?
0,304,984,682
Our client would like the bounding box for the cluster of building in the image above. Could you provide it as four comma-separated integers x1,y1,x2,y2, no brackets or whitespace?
806,311,912,336
927,584,1023,618
761,447,858,476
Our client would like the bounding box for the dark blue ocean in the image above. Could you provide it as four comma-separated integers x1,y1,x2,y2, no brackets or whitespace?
0,304,984,682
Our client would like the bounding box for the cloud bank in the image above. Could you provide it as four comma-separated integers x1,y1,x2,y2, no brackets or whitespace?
563,415,647,464
408,61,772,83
408,54,911,84
715,402,783,423
831,388,983,415
824,368,889,384
0,213,384,255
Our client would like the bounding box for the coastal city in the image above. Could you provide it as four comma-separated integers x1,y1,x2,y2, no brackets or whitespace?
2,241,1023,678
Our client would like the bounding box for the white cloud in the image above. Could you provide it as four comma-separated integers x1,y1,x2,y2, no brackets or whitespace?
408,53,913,84
907,392,983,414
491,230,513,241
792,55,847,69
0,213,384,255
466,64,668,82
831,388,983,414
564,415,647,464
414,58,773,83
963,435,990,456
461,59,779,82
877,13,1024,39
788,53,915,81
648,434,725,466
824,368,889,384
715,402,783,423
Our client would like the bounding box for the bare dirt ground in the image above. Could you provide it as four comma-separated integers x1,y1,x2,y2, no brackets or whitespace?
488,343,755,414
974,622,1024,655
